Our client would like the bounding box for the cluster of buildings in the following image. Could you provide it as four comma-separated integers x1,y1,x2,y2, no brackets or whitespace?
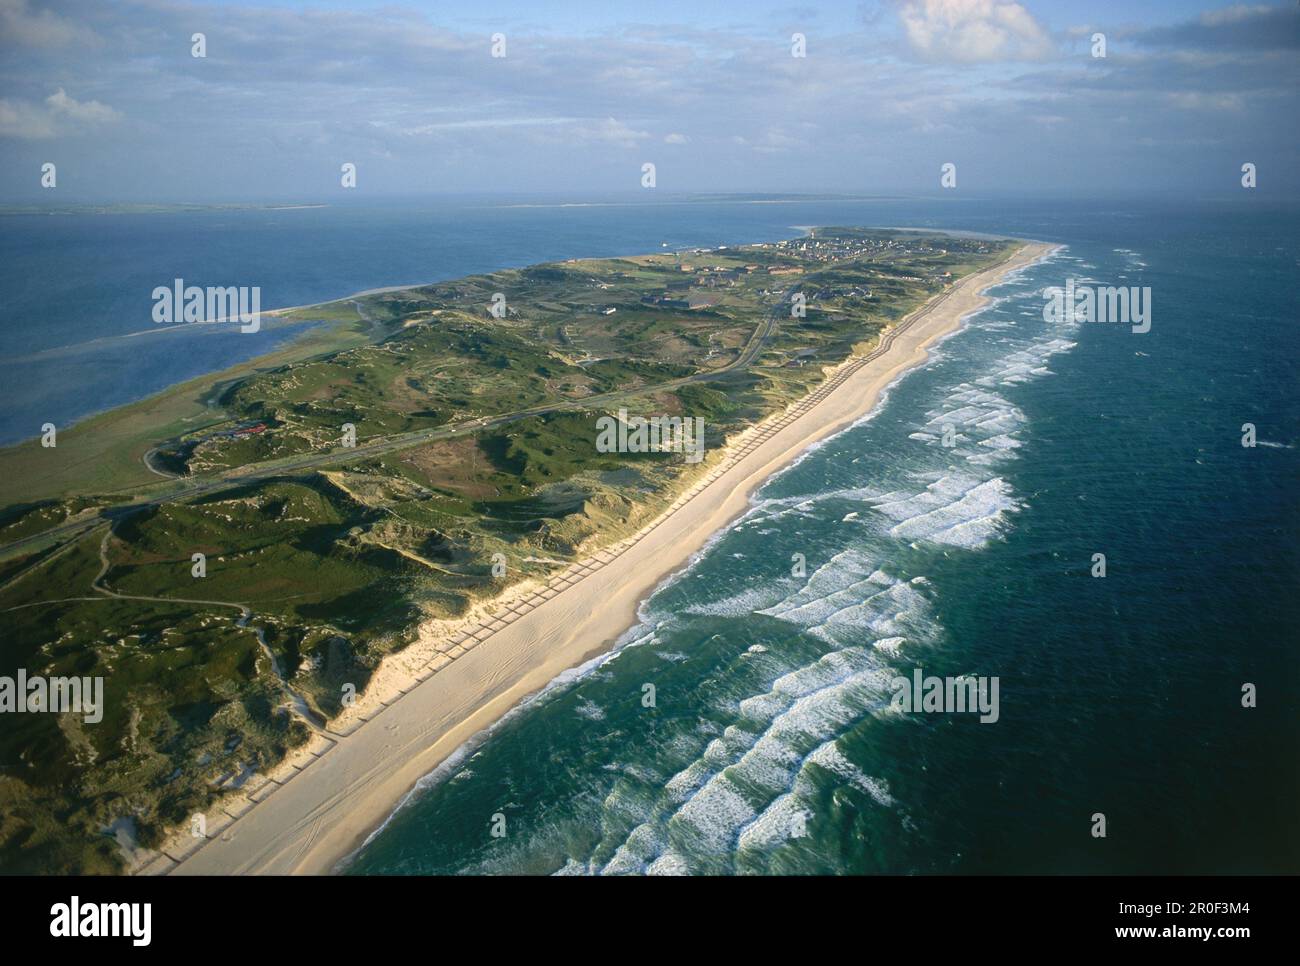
208,420,267,440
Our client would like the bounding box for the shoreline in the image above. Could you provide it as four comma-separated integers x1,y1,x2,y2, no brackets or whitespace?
143,237,1058,876
0,229,815,461
0,224,1029,453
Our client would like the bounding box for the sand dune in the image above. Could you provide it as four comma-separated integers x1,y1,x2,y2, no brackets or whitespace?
155,239,1057,876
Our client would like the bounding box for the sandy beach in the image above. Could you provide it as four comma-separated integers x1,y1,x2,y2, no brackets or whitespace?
147,238,1057,876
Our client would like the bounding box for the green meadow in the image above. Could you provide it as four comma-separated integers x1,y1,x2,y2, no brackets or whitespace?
0,229,1012,872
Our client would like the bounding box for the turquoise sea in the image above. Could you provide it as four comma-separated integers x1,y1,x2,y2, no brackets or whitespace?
3,197,1295,873
343,200,1299,874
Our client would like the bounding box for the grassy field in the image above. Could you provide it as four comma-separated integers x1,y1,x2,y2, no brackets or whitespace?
0,229,1014,873
0,301,399,508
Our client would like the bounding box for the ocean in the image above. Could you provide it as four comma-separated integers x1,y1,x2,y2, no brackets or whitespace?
343,199,1299,875
4,197,1296,873
1,195,1010,445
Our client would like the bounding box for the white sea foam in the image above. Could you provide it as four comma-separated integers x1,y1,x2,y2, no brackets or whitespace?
874,636,906,656
663,758,713,803
882,476,1018,548
599,779,653,827
597,638,898,871
574,697,606,721
600,822,664,875
732,739,895,859
673,774,758,852
737,793,811,852
684,581,793,618
645,852,690,875
807,742,895,807
396,241,1091,876
675,667,892,845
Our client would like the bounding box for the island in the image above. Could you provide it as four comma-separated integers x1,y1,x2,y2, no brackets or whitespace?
0,228,1050,874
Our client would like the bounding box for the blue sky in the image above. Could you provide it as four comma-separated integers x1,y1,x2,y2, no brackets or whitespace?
1,0,1296,201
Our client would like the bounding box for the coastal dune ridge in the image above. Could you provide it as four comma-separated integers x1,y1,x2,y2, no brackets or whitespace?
154,236,1056,876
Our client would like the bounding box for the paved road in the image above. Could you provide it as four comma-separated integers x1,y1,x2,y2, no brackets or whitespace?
0,283,800,560
9,246,1008,562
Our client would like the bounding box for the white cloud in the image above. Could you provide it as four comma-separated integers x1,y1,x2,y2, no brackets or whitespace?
731,128,803,154
0,98,56,139
1199,4,1272,27
0,0,98,48
46,88,120,124
0,0,1292,196
0,89,120,139
570,117,651,149
377,116,574,137
897,0,1055,63
1166,91,1244,112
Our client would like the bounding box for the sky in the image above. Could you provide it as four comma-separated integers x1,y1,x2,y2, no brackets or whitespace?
0,0,1297,201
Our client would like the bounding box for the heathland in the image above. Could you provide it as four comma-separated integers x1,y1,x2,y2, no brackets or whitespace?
0,228,1014,873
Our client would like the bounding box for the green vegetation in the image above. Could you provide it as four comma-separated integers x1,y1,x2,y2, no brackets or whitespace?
0,228,1014,872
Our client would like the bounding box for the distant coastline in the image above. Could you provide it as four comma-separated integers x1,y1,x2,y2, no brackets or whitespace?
0,202,329,216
